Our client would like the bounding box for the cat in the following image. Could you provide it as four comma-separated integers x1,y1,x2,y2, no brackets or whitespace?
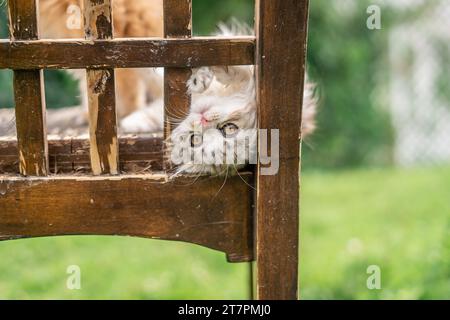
168,65,258,176
37,0,317,176
120,63,317,176
120,22,317,176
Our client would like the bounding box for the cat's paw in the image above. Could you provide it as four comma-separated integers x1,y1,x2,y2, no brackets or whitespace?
120,113,152,133
120,105,162,134
187,67,214,93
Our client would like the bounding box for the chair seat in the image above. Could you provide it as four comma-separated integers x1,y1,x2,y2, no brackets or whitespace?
0,172,254,263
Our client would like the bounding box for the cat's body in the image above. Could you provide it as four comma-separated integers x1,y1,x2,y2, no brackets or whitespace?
39,0,317,175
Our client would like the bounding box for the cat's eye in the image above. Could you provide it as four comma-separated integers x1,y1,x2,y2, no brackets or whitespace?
190,133,203,148
219,123,239,137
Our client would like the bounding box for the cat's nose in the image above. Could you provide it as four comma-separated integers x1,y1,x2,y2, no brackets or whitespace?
200,115,209,126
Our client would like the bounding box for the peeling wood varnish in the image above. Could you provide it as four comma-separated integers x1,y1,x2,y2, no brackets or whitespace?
84,1,112,40
84,0,119,175
87,69,119,175
0,173,169,183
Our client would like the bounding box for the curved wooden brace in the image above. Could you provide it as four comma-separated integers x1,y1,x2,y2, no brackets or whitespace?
0,173,254,263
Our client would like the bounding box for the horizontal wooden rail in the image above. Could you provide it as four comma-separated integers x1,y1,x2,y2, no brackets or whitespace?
0,136,164,174
0,37,255,69
0,173,254,262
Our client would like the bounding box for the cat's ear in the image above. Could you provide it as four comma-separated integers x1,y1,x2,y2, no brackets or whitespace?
187,67,214,94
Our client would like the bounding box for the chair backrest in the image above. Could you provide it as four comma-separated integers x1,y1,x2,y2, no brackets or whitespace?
0,0,310,300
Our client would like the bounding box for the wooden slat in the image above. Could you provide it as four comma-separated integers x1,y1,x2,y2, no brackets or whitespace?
84,0,119,175
8,0,48,176
254,0,310,300
163,0,193,167
0,173,254,263
0,136,164,174
0,37,255,70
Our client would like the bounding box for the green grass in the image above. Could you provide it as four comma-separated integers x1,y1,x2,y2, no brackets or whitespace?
300,166,450,299
0,166,449,299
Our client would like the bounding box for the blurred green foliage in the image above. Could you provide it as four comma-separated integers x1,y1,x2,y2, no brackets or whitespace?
0,5,12,108
193,0,254,35
303,0,394,169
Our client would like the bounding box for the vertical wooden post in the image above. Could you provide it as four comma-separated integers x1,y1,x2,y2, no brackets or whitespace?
254,0,310,300
84,0,119,175
8,0,48,176
163,0,192,166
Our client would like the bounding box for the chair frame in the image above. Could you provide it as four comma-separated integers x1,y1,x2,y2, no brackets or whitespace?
0,0,310,300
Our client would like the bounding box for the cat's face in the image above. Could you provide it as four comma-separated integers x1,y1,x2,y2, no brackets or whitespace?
169,94,257,176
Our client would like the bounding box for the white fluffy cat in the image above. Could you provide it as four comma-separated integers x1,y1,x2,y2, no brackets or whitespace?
121,64,316,176
120,22,316,176
169,66,257,176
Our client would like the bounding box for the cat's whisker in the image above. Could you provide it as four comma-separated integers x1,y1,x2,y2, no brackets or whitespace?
164,106,191,118
213,166,229,198
302,137,316,150
233,164,256,191
167,115,188,122
163,120,183,125
168,167,184,180
136,162,154,174
163,117,183,124
182,170,204,187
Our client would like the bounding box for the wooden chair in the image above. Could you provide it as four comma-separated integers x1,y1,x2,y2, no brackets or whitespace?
0,0,310,300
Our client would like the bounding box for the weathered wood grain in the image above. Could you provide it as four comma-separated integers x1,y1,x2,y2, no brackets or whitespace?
0,136,163,174
254,0,310,300
8,0,48,176
0,37,255,69
0,173,254,262
7,0,39,40
163,0,192,169
84,0,119,175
